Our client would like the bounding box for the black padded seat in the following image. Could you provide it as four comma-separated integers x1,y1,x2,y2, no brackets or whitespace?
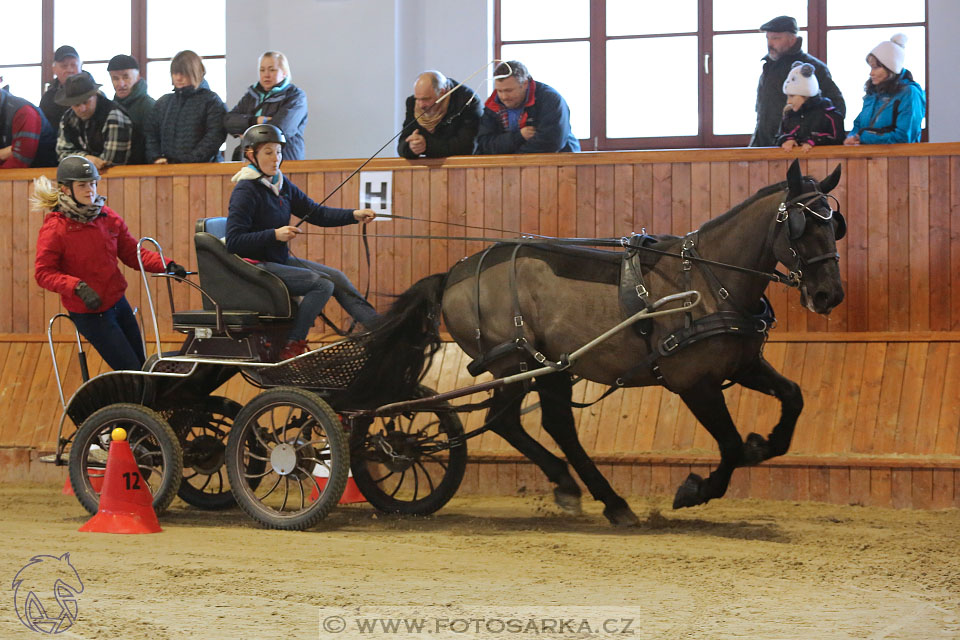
171,310,261,329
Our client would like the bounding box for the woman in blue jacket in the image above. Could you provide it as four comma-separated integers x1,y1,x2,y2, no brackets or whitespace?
225,125,377,360
224,52,308,161
845,33,925,145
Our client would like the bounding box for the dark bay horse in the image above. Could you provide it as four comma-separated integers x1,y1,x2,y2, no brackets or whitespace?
351,160,846,525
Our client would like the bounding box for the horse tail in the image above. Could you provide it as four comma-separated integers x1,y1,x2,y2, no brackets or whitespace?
346,272,447,407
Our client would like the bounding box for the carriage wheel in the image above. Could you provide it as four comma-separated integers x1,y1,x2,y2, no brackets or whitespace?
350,386,467,516
225,387,348,530
68,403,182,516
164,397,245,511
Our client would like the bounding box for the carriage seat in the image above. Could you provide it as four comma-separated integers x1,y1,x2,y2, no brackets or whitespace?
171,217,295,333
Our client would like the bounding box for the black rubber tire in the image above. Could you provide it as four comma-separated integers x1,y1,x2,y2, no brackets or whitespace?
225,387,348,530
68,403,182,516
165,396,242,511
350,386,467,515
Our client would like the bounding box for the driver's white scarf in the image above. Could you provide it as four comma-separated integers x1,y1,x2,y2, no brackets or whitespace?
230,164,284,196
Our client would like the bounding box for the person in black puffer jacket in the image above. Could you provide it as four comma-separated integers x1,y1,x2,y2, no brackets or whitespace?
776,62,845,150
145,50,226,164
225,51,308,161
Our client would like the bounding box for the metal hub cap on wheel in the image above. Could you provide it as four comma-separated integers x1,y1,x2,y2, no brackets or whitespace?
270,443,298,475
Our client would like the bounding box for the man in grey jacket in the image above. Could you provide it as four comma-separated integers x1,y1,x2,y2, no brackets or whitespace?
751,15,845,147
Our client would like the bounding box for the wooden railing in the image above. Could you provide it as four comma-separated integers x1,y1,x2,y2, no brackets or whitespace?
2,143,959,507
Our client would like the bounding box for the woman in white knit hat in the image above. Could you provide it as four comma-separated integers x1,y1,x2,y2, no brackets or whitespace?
776,61,845,150
844,33,925,145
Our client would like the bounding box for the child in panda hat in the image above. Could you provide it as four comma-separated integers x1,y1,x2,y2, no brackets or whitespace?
776,61,845,150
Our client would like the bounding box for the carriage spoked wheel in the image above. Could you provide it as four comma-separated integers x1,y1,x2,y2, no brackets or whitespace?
349,386,467,516
162,396,247,511
225,387,348,530
68,403,183,516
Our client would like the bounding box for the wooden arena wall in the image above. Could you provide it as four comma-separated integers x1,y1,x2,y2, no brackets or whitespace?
1,144,959,509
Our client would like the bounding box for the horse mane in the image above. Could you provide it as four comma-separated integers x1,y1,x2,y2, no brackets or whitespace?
699,180,787,233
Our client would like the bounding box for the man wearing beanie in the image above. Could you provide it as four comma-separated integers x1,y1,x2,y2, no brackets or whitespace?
750,16,845,147
846,34,925,145
107,55,155,164
39,45,83,128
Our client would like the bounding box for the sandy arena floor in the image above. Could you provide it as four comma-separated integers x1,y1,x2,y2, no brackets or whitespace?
0,483,958,639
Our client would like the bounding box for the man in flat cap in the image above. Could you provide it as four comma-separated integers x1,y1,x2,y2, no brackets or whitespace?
107,55,155,164
55,71,132,169
39,45,83,129
751,15,844,147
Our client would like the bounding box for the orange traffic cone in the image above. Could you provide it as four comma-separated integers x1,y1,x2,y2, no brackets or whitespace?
62,469,105,495
78,428,162,534
309,469,366,504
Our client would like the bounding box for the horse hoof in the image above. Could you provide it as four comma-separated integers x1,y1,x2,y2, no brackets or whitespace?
672,473,706,509
553,488,582,515
603,505,640,527
743,432,769,465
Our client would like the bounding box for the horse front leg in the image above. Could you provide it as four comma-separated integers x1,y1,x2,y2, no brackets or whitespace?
536,372,639,527
674,378,746,508
735,357,804,464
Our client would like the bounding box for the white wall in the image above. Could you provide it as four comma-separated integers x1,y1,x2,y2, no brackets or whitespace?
226,0,491,160
927,0,960,142
226,0,959,157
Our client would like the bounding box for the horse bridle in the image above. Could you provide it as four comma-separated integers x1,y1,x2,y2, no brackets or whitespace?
774,186,846,287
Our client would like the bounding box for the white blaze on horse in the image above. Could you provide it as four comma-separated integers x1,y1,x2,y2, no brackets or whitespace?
348,159,846,526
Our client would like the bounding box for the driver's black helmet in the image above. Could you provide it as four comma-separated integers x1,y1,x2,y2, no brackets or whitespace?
241,124,286,153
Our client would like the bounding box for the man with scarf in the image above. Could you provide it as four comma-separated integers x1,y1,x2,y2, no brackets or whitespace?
477,60,580,155
33,156,186,371
225,125,378,361
398,70,481,158
55,71,133,169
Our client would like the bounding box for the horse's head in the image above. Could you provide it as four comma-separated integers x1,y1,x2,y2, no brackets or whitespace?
777,159,846,314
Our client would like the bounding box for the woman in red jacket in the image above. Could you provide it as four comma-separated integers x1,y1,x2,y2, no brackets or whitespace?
33,155,185,371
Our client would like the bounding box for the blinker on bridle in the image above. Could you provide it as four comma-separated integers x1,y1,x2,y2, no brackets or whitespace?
776,189,845,287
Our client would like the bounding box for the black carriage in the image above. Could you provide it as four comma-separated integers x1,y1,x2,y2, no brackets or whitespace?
48,218,468,530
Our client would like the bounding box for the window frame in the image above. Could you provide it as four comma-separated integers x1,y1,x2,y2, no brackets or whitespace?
0,0,225,101
494,0,929,150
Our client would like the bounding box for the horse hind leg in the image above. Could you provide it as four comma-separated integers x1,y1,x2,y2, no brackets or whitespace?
536,372,639,527
674,378,745,508
486,384,583,515
734,357,804,465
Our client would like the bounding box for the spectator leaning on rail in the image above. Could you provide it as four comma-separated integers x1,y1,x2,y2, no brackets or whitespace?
146,50,227,164
225,51,308,161
39,45,82,129
226,125,379,361
844,34,925,146
398,70,481,158
55,71,133,170
0,84,58,168
33,156,186,371
776,62,845,151
477,60,580,154
751,16,844,148
107,54,155,164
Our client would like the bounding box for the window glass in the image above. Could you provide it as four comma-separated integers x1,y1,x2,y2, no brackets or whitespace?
500,0,589,41
1,67,43,108
827,26,926,132
827,0,924,27
607,36,698,137
82,63,110,89
711,31,810,135
147,0,225,58
606,0,697,37
500,41,590,140
54,0,131,62
0,0,41,64
713,0,807,32
146,58,227,104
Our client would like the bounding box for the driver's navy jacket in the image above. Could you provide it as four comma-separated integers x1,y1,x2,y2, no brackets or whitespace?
35,206,168,313
226,176,357,264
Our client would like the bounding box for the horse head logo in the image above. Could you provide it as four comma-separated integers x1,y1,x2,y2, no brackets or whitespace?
12,553,84,634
